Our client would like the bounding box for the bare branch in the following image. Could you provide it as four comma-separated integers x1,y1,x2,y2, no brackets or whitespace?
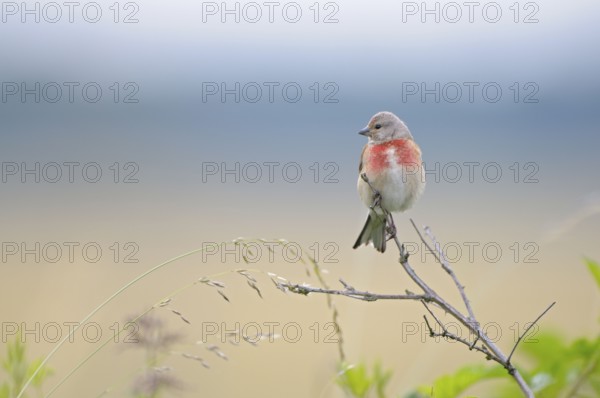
286,226,538,397
339,279,354,290
284,283,431,302
421,303,504,367
390,234,479,344
391,223,534,397
420,222,476,323
507,301,557,365
282,176,545,397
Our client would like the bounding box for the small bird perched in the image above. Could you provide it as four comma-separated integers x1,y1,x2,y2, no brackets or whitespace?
353,111,425,253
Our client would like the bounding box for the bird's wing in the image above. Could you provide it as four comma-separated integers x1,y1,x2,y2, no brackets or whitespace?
359,145,367,173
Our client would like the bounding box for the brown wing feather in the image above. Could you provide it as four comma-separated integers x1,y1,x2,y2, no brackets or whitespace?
358,144,367,173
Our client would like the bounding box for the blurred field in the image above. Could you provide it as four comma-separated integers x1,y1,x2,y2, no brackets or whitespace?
1,0,600,396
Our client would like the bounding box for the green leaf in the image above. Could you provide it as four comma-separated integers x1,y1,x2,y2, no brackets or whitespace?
519,331,567,364
373,361,392,398
27,358,53,388
585,258,600,290
414,364,506,398
529,372,553,392
590,374,600,394
0,383,9,398
4,337,28,393
337,362,372,398
1,332,53,396
336,361,393,398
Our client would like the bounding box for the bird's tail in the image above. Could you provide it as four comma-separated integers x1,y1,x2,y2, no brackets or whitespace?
353,212,387,253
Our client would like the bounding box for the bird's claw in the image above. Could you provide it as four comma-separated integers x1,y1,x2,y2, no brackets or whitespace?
362,173,382,209
363,171,396,241
385,211,397,240
370,191,382,210
386,223,396,238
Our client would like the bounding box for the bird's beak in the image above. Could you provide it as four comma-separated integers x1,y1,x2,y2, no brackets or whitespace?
358,127,371,136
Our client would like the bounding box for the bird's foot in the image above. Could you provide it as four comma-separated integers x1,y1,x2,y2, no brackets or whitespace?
370,192,382,210
385,212,397,240
386,223,396,240
362,173,382,209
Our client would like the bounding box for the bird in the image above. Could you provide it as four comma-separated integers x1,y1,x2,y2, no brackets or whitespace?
353,111,425,253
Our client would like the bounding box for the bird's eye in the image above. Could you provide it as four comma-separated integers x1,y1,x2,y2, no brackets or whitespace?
375,124,382,129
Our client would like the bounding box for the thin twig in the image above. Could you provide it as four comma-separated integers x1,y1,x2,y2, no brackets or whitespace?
284,175,542,397
507,301,557,365
421,303,504,367
391,234,476,339
410,220,476,323
285,283,430,302
391,224,533,396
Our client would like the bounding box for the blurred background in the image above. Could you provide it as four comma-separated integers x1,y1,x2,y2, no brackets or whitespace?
1,0,599,396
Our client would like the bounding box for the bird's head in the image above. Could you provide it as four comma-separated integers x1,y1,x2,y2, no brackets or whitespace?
358,111,413,143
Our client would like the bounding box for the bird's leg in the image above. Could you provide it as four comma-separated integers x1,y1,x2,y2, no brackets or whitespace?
362,173,396,240
385,210,397,240
361,173,382,210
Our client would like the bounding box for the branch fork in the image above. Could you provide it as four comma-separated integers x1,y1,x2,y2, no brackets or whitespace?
285,175,555,398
